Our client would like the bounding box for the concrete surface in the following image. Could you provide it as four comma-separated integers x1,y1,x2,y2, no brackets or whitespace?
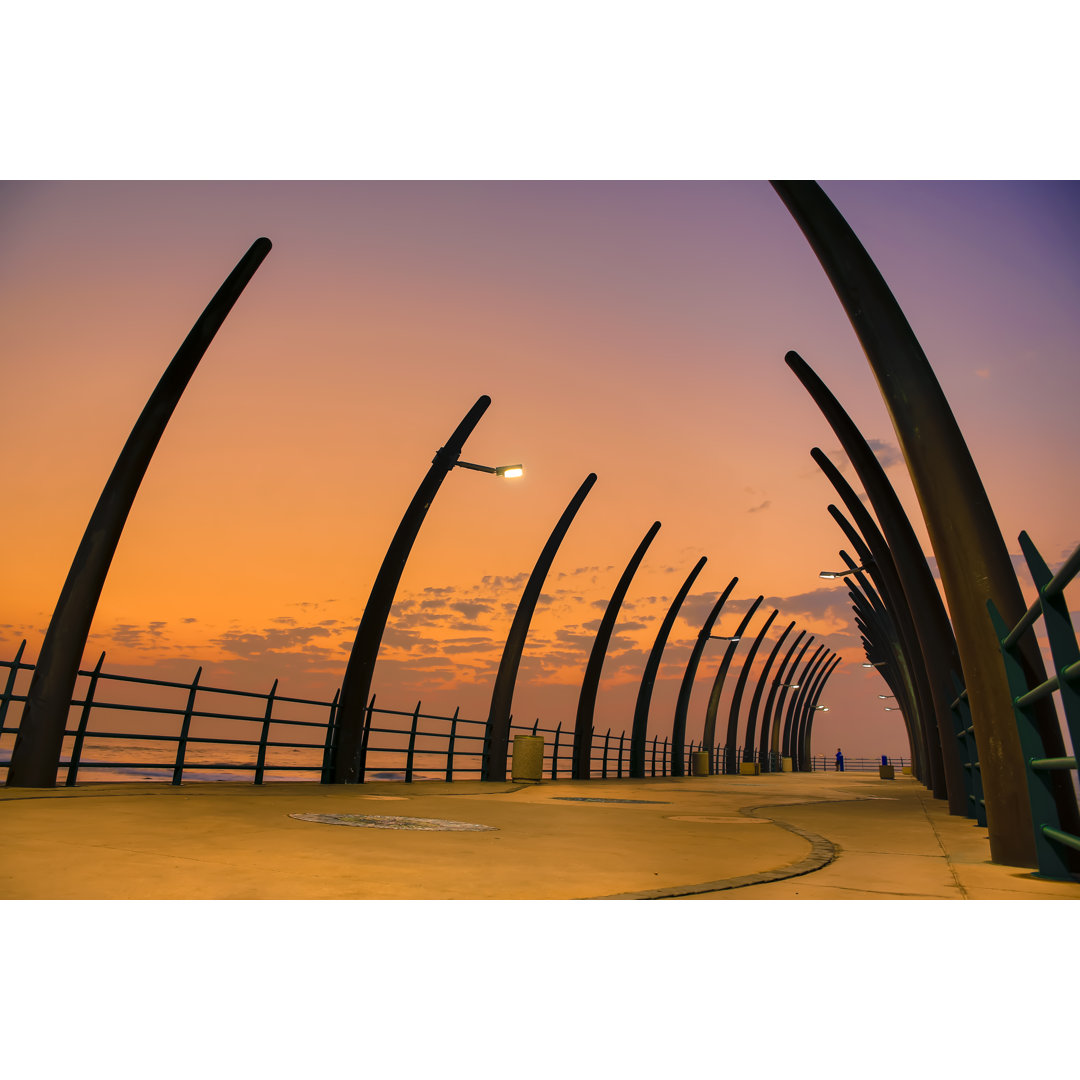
2,771,1078,899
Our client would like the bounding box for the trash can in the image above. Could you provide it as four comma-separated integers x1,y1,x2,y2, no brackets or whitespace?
781,757,794,772
691,751,710,776
879,763,895,779
738,761,760,776
511,735,544,782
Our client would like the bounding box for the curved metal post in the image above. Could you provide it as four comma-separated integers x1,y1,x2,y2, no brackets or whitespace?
572,521,661,779
795,651,836,770
630,556,707,777
670,576,738,776
785,645,828,767
743,621,795,765
334,395,493,782
800,655,842,768
7,238,272,787
482,474,597,781
702,596,763,762
809,438,957,804
772,180,1060,866
760,629,807,768
769,632,813,762
723,608,779,770
830,513,936,785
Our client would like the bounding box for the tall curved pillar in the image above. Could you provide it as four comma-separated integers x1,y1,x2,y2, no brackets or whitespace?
786,645,829,768
742,620,795,765
670,577,738,776
701,596,763,763
629,557,707,777
572,521,661,779
799,655,842,768
760,629,807,768
7,238,272,787
334,396,493,782
482,474,598,781
772,180,1062,866
723,608,779,769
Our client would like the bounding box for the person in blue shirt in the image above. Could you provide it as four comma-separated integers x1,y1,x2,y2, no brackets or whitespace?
835,747,845,772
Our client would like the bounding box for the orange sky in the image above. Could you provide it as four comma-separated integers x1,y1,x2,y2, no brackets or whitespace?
2,180,1078,760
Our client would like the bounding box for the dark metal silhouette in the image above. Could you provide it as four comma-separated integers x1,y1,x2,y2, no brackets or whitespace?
702,596,763,764
670,577,738,776
759,629,807,769
334,395,493,783
799,654,842,768
629,557,707,777
7,238,272,787
572,521,661,779
743,620,795,764
787,345,964,804
482,474,598,781
785,645,828,767
770,631,815,765
723,608,779,770
772,180,1061,867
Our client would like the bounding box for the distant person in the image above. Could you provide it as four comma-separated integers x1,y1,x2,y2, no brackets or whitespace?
835,747,844,772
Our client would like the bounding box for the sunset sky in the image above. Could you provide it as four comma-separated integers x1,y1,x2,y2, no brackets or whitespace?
2,180,1078,760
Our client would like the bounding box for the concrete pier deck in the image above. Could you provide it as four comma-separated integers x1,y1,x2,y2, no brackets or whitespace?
2,771,1078,900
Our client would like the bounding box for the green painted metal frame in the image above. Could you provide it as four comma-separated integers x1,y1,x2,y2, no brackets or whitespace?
987,533,1080,878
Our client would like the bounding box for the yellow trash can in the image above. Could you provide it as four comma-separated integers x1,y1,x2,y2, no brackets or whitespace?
738,761,760,776
511,735,544,782
781,757,794,772
691,751,710,776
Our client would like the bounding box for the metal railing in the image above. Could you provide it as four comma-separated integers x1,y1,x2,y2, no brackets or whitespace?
987,533,1080,880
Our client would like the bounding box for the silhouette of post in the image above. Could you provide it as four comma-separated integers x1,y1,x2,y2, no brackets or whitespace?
572,522,661,779
723,608,779,769
786,645,828,769
788,347,964,806
630,557,707,777
759,629,807,769
670,576,738,776
798,654,841,768
772,180,1064,866
482,474,597,782
743,620,795,766
334,396,493,783
702,596,763,768
7,238,272,788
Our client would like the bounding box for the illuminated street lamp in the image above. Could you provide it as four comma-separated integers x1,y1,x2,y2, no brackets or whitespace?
709,634,741,642
879,694,896,699
334,395,522,783
819,560,872,579
455,460,524,477
862,661,887,668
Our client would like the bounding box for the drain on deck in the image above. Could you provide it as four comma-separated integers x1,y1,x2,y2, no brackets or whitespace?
289,813,497,832
552,797,670,804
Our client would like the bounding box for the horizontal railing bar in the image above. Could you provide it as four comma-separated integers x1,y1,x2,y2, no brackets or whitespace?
1029,756,1077,771
1042,542,1080,600
1041,824,1080,854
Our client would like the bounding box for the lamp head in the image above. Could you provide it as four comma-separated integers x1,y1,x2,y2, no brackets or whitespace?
495,464,523,478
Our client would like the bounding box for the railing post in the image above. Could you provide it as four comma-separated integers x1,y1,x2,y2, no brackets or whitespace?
551,722,562,780
404,701,421,782
651,734,658,777
320,688,340,784
172,667,202,786
0,640,28,735
602,728,611,779
617,732,625,778
357,694,375,783
253,678,279,786
66,651,106,786
662,737,668,776
444,706,459,783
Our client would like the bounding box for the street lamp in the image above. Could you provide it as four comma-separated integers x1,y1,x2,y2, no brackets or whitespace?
455,460,524,477
862,661,887,668
819,560,872,579
709,634,741,642
879,694,896,699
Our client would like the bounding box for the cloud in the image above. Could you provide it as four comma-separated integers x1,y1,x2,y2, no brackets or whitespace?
449,600,494,621
747,500,771,513
975,368,991,378
865,438,903,470
213,625,334,658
